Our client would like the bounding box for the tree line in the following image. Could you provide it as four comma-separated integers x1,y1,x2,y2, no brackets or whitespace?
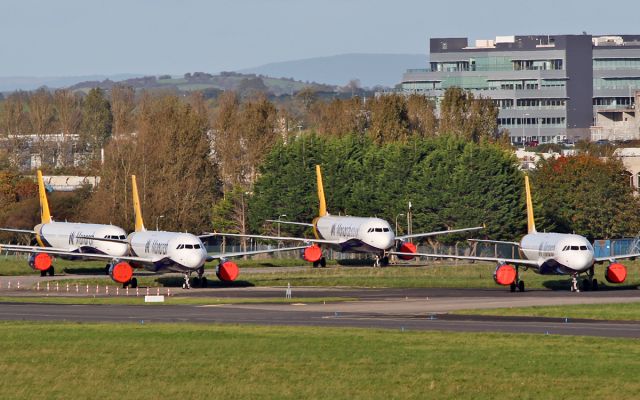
0,86,638,243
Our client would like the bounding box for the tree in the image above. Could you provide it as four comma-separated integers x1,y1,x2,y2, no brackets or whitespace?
366,94,409,144
28,88,56,168
406,94,437,138
532,155,640,240
110,85,135,136
53,89,82,168
81,88,113,161
438,87,499,141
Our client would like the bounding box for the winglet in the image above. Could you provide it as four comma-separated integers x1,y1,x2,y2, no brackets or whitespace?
524,175,537,234
315,165,327,217
37,170,52,224
131,175,146,232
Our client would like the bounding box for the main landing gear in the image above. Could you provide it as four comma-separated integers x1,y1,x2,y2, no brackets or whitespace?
509,266,525,292
123,278,138,289
40,266,54,277
312,257,327,268
578,267,598,292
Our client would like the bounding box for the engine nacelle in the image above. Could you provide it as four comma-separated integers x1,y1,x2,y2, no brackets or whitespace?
28,253,52,271
302,245,322,263
216,261,239,282
493,264,517,286
605,262,627,284
109,261,133,284
397,242,417,260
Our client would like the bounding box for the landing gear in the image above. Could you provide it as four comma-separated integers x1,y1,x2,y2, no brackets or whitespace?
374,255,389,267
510,266,525,292
582,266,598,291
123,278,138,289
105,264,110,275
182,273,192,289
570,274,580,292
319,257,327,268
47,266,54,277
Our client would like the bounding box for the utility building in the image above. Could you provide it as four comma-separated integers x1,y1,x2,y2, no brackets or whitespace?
401,34,640,144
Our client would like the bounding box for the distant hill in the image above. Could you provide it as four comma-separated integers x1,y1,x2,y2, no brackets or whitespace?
0,74,142,92
238,53,426,88
66,72,338,98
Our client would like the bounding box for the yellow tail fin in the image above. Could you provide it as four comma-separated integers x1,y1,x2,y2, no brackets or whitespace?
37,170,52,224
131,175,146,232
524,175,537,234
315,165,327,217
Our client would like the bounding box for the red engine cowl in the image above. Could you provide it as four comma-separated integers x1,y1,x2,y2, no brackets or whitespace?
606,262,627,284
216,261,239,282
397,242,417,260
109,262,133,284
28,253,52,271
493,264,517,286
302,245,322,263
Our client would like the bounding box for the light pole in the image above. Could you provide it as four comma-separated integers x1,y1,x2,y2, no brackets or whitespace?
277,214,287,248
155,215,164,231
395,213,405,236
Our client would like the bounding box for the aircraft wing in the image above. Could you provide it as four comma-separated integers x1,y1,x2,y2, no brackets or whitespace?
0,228,36,234
467,239,520,246
265,220,314,227
389,250,541,268
76,235,128,244
396,226,484,241
206,245,308,261
594,253,640,263
204,232,341,245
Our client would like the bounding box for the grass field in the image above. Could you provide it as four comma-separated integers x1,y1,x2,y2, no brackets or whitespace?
4,254,640,291
0,322,639,400
454,302,640,321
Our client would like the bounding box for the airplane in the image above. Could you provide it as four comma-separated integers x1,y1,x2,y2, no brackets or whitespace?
51,175,305,289
0,170,128,276
209,165,483,267
391,175,640,292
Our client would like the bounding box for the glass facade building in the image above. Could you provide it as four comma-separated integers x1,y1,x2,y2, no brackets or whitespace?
401,35,640,144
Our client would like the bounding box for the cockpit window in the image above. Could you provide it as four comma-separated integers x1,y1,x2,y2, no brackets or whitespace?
562,246,567,251
579,246,587,250
375,228,382,232
177,244,184,249
185,244,194,249
194,244,201,249
120,235,126,240
570,246,579,250
383,228,389,232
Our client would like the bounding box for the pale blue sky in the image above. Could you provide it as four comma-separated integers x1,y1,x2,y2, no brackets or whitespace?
2,0,639,76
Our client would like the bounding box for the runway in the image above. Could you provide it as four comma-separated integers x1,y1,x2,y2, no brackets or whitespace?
1,284,640,338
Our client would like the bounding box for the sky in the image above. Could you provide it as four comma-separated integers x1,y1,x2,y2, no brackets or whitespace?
2,0,640,77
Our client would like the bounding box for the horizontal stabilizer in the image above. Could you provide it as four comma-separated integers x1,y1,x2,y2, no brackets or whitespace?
0,228,36,235
206,245,309,261
265,219,314,227
396,226,484,241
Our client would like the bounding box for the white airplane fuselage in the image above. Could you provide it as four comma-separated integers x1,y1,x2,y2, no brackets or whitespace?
520,232,595,275
35,222,129,259
315,215,395,254
127,231,208,273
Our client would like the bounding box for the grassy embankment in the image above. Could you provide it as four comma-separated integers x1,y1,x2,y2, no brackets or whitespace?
1,322,639,400
454,302,640,321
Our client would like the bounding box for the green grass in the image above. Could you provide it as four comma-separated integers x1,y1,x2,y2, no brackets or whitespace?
0,296,352,306
1,322,639,399
454,302,640,321
18,260,640,290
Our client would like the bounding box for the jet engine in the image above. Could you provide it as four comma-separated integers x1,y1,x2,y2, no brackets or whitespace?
302,245,322,263
605,262,627,284
28,253,52,272
216,261,239,282
493,264,517,286
109,261,133,284
396,242,417,260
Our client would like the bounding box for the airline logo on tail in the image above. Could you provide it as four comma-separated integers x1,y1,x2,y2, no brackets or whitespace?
524,175,537,234
131,175,146,232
